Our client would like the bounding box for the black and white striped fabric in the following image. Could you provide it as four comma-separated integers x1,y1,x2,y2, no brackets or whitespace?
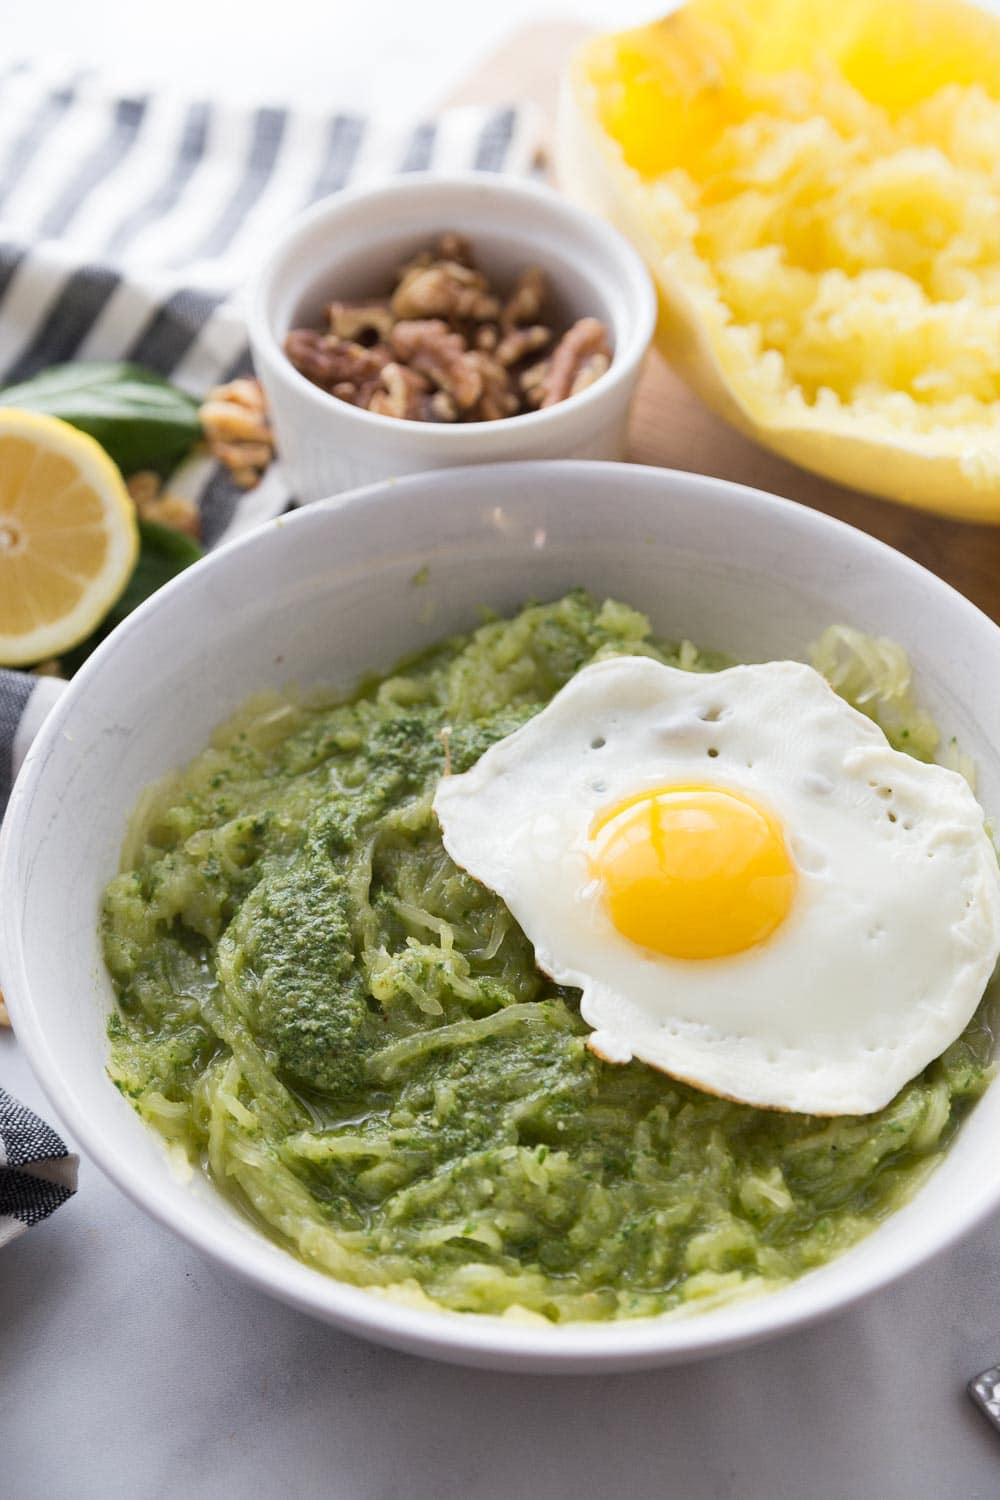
0,1087,78,1246
0,667,33,810
0,65,539,1238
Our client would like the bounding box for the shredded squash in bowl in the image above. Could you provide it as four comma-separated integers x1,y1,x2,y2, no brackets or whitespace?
102,595,996,1322
558,0,1000,518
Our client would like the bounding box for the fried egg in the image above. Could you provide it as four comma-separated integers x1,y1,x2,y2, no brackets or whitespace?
432,656,1000,1115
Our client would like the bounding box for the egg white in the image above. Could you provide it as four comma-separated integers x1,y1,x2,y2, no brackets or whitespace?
433,656,1000,1115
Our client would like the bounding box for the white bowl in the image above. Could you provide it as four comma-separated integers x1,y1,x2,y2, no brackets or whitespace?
247,173,657,502
4,461,1000,1374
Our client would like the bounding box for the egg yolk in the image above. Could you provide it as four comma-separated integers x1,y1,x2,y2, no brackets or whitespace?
589,784,797,960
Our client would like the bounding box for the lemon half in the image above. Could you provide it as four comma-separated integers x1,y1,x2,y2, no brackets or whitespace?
0,409,138,665
558,0,1000,520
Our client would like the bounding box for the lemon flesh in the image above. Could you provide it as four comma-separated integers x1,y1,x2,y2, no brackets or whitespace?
559,0,1000,519
0,410,139,665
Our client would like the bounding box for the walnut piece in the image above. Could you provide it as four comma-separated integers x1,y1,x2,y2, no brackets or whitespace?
437,231,474,267
389,320,483,411
211,442,274,487
397,233,475,281
284,332,389,391
326,300,395,343
199,377,275,488
569,350,611,397
537,318,612,408
283,329,338,387
425,390,458,422
197,400,269,445
368,363,461,422
124,470,160,507
126,471,201,539
392,261,499,324
368,362,430,420
144,495,200,537
520,357,550,410
495,324,551,368
502,266,547,328
467,350,518,421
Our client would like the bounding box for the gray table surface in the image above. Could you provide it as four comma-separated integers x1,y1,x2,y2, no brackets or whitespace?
3,1030,1000,1500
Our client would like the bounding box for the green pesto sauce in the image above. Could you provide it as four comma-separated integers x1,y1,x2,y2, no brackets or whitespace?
102,593,995,1322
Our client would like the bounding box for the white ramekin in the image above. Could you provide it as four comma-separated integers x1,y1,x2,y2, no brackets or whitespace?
246,173,657,501
5,462,1000,1373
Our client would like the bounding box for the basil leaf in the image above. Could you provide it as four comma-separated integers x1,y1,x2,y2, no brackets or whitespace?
112,519,203,620
0,362,201,475
61,520,203,674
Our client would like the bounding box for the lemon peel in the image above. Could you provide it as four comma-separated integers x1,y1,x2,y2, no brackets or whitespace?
0,408,139,665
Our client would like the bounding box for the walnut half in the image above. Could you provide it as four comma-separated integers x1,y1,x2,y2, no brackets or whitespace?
522,318,613,409
389,320,483,411
391,261,499,324
199,377,275,488
368,363,429,420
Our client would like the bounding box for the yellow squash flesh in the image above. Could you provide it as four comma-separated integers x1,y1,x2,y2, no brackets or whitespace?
558,0,1000,520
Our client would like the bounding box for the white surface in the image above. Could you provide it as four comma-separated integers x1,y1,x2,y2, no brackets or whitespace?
248,174,655,500
4,2,660,118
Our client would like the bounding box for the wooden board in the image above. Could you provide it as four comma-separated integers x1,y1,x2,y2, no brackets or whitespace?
445,24,1000,620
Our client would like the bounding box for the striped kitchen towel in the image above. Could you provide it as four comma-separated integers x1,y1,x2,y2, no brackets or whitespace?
0,65,541,1238
0,1087,78,1248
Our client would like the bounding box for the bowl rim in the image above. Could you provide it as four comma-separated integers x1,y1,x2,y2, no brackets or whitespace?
5,459,1000,1372
246,170,658,440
